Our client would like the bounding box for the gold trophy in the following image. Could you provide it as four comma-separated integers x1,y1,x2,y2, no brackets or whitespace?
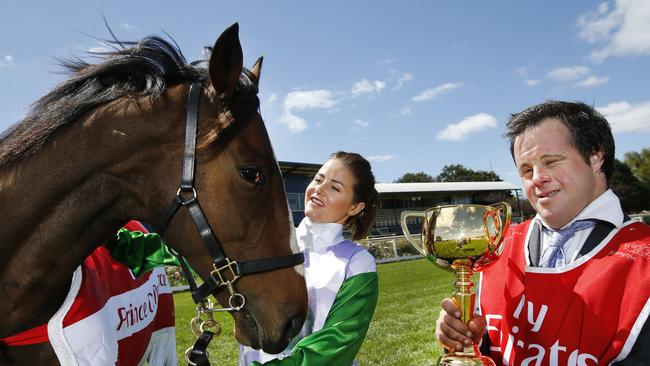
401,203,511,366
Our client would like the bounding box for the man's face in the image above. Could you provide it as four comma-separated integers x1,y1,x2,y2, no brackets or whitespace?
513,118,606,229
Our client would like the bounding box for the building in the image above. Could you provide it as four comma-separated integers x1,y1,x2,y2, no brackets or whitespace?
280,161,524,236
374,181,523,235
280,161,321,224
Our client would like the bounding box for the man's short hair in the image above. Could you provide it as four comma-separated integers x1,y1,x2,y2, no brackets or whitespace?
505,100,615,184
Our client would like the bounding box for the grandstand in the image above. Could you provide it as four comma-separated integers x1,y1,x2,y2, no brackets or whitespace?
279,161,524,235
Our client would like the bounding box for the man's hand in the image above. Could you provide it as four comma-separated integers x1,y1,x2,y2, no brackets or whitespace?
435,298,487,351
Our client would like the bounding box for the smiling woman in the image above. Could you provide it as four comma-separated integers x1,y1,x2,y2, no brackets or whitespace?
239,151,381,366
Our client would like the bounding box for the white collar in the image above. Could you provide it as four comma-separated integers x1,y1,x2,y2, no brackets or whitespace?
296,217,345,253
535,189,624,231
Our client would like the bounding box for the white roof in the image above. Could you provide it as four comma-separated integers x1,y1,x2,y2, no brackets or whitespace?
375,181,520,194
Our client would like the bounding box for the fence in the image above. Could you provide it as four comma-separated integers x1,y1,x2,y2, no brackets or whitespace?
358,234,422,263
168,234,423,292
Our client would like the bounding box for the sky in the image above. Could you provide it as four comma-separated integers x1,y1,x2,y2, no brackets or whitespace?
1,1,649,187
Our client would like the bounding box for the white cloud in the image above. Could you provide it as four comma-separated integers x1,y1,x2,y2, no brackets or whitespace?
578,0,650,62
574,75,610,88
412,82,462,102
351,79,386,97
353,119,370,128
119,23,135,30
88,46,111,53
367,154,395,162
0,54,14,67
283,90,337,111
597,100,650,133
394,73,413,90
278,112,308,133
515,67,540,87
267,93,277,105
546,66,591,82
400,106,412,115
278,90,338,133
436,113,498,141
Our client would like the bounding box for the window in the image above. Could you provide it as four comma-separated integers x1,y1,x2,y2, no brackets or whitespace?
287,193,305,211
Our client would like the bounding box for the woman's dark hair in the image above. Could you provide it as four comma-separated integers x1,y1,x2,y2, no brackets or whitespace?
329,151,380,240
505,100,615,185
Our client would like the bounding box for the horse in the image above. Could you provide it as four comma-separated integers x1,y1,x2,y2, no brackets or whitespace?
0,23,308,364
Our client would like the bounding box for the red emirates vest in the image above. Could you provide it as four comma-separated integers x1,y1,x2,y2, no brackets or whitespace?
478,220,650,365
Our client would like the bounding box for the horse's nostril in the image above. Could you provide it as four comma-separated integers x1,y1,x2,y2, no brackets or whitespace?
284,315,304,340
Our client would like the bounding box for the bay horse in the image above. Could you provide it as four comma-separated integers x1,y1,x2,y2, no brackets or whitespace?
0,23,307,364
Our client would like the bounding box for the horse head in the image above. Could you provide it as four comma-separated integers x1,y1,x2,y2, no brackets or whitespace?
152,24,308,352
0,23,307,356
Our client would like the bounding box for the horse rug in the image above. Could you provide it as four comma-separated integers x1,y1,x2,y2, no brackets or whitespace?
48,245,177,365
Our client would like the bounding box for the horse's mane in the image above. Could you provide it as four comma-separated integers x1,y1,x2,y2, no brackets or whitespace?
0,36,259,167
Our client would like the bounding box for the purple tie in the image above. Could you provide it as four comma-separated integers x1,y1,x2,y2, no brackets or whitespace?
539,220,596,268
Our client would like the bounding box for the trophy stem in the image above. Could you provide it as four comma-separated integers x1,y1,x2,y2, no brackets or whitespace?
438,260,495,366
452,259,474,326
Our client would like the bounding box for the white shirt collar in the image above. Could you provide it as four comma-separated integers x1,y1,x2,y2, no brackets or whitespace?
535,189,624,231
296,217,345,253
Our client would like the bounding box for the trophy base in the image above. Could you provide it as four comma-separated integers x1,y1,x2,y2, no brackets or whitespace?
438,353,495,366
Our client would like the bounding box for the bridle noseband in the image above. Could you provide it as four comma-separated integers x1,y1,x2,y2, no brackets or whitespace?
160,80,304,310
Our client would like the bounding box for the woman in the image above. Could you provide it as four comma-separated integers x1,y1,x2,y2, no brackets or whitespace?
239,151,380,366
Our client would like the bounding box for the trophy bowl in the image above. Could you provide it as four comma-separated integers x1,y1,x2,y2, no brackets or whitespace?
401,203,511,366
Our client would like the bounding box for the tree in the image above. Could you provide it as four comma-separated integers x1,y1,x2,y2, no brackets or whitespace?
394,171,434,183
435,164,502,182
610,159,650,213
624,147,650,186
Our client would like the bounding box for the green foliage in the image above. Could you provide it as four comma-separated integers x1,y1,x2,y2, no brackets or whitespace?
395,164,502,184
173,259,449,365
624,147,650,186
435,164,501,182
165,266,187,288
611,159,650,213
394,171,435,183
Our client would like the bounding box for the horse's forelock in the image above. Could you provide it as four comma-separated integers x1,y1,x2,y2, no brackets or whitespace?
0,34,261,167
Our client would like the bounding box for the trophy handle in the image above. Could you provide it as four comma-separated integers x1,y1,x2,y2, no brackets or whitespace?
489,202,512,247
400,211,426,256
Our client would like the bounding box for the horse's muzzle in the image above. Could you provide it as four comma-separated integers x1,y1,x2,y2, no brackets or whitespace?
237,305,306,354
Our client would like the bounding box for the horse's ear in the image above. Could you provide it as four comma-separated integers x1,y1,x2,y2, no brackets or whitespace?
209,23,243,98
250,56,263,86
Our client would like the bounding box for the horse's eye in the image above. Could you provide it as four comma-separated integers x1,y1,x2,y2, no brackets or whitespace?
239,166,264,186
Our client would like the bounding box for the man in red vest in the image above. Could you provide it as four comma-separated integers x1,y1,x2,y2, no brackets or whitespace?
435,101,649,365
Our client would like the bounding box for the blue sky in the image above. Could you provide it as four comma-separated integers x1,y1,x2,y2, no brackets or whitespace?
1,1,649,186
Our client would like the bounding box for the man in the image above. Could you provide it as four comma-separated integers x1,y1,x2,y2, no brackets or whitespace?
435,101,649,364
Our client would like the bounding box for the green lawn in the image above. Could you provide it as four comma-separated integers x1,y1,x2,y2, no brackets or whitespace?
174,258,452,365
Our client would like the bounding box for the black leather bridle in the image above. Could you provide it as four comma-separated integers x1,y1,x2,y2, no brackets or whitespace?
160,79,304,309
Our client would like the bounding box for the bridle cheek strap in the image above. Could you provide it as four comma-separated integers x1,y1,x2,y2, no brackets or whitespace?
160,80,304,308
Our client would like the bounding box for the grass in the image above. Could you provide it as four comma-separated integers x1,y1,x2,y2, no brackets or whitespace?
174,258,453,365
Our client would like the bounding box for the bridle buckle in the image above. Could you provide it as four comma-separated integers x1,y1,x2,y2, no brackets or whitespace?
210,258,241,286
